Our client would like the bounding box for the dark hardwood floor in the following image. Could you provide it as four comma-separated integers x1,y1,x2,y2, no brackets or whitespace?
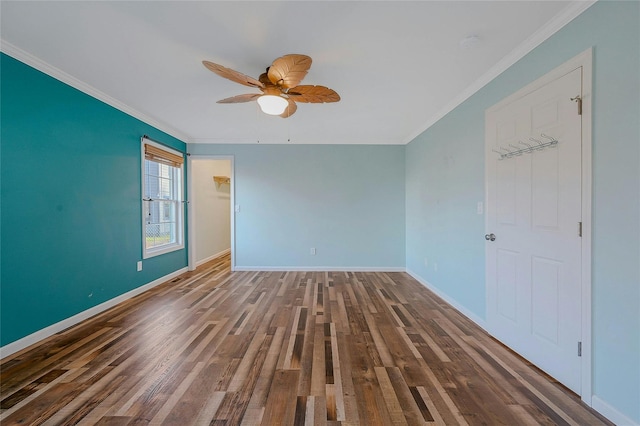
1,254,610,425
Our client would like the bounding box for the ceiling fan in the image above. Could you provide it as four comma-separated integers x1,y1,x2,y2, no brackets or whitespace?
202,54,340,118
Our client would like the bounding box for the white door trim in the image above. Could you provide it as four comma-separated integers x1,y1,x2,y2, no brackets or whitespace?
187,155,236,272
485,47,592,404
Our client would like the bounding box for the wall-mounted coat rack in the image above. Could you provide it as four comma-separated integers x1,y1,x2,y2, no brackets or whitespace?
213,176,230,185
492,133,558,160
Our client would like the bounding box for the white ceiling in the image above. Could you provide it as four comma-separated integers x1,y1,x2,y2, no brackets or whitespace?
1,1,591,145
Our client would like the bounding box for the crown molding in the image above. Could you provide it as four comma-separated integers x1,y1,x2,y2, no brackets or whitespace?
402,0,598,144
189,137,404,145
1,40,192,144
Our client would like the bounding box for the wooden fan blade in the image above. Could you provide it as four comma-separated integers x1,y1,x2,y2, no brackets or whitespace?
203,61,264,89
279,99,297,118
268,54,312,88
217,93,261,103
286,85,340,103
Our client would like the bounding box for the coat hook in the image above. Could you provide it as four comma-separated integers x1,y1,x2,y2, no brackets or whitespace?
529,137,545,149
498,134,557,159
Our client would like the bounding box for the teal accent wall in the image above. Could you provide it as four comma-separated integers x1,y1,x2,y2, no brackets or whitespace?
405,1,639,422
1,53,188,347
188,144,406,269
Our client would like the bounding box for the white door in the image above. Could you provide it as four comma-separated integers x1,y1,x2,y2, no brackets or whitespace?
485,67,583,393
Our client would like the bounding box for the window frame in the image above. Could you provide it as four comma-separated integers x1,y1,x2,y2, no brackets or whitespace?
141,138,185,259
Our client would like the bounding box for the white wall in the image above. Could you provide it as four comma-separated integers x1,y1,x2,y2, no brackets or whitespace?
191,159,231,264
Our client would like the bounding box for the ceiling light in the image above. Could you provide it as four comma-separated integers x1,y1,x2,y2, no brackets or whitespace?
257,95,288,115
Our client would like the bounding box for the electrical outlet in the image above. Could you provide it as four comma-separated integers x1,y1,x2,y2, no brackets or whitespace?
310,248,316,255
137,261,143,272
477,201,484,215
434,262,438,272
235,204,240,213
424,257,429,267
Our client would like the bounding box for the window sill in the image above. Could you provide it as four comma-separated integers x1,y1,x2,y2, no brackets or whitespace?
143,243,184,259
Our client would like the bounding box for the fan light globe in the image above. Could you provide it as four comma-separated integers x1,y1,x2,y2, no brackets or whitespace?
257,95,288,115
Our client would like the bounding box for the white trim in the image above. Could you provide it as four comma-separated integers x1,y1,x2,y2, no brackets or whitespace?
187,155,236,272
0,267,188,360
187,155,196,272
592,396,639,426
0,40,191,144
485,49,593,113
578,48,594,407
406,269,488,331
196,248,231,267
234,266,406,272
402,0,597,144
141,138,185,260
484,48,593,405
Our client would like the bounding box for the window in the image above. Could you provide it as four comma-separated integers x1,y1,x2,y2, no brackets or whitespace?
142,139,184,258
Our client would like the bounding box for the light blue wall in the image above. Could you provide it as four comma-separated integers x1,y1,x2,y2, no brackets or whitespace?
188,144,406,269
405,100,486,317
405,1,639,422
1,53,188,346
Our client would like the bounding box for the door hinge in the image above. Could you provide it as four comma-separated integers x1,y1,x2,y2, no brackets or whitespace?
571,95,582,115
578,341,582,357
578,222,582,237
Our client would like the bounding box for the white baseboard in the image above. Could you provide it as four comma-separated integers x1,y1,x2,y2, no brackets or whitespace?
233,266,406,272
0,267,188,360
592,395,639,426
405,268,488,331
196,248,230,267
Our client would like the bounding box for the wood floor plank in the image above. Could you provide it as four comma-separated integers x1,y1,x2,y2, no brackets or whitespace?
261,370,299,425
1,253,611,425
416,385,447,425
374,366,408,425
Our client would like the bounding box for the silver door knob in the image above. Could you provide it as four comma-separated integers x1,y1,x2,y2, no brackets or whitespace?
485,233,496,241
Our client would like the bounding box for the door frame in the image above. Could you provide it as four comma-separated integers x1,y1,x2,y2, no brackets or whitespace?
187,155,236,272
484,48,592,404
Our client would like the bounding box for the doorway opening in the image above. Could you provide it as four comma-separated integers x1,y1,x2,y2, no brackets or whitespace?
187,156,235,271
